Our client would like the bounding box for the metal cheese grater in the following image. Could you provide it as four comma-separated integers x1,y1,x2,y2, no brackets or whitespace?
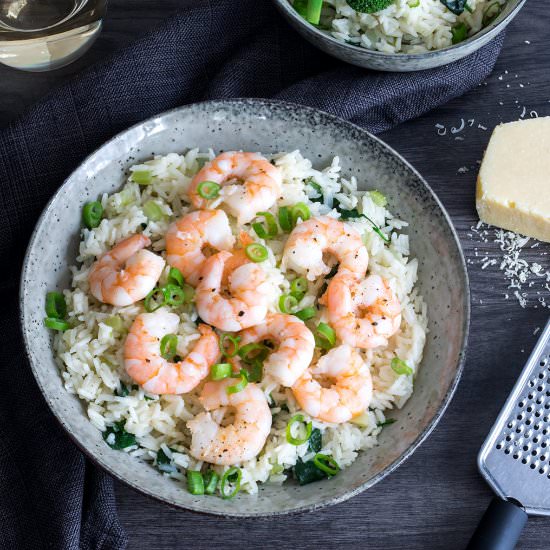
468,318,550,549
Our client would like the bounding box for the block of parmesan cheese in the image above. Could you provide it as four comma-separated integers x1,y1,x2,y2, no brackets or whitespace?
476,117,550,243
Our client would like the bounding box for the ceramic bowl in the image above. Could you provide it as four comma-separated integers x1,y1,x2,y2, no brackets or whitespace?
20,99,469,516
272,0,525,72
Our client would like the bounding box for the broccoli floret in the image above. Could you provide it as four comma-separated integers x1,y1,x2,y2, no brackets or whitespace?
346,0,395,13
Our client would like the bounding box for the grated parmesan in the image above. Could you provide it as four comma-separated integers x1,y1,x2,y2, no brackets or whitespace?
469,223,550,309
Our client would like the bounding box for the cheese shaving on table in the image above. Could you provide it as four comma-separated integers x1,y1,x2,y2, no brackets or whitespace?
469,222,550,309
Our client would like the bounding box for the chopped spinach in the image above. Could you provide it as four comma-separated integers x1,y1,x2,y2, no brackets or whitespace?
292,430,326,485
439,0,469,15
115,382,129,397
102,420,136,450
305,177,324,203
333,198,390,243
293,458,328,486
156,447,177,473
377,418,396,427
308,428,322,453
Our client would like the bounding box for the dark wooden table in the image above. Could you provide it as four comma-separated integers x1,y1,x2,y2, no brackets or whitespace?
2,1,549,548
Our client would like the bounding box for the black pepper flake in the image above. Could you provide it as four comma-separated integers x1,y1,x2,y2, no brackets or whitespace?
238,311,245,317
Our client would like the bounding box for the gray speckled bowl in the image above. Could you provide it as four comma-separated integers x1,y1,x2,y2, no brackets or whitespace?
20,99,469,516
273,0,525,72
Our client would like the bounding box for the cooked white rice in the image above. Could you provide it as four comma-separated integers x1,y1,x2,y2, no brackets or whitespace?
297,0,507,54
54,149,427,495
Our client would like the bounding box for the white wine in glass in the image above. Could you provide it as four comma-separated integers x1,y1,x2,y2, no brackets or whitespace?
0,0,107,71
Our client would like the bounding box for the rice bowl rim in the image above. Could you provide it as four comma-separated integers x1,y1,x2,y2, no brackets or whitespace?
272,0,526,60
19,98,470,516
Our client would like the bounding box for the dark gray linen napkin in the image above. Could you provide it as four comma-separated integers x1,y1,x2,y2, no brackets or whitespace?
0,1,504,548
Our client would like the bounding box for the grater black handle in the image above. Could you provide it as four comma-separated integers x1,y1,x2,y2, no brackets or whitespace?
466,497,528,550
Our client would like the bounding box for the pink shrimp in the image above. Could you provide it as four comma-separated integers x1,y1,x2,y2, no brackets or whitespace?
195,250,271,331
88,233,165,306
187,378,272,465
236,313,315,387
292,345,373,424
188,152,282,225
165,209,235,286
124,309,220,394
324,273,401,349
281,216,368,281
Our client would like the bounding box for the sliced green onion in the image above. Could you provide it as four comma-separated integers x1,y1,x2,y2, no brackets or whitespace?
350,411,370,427
226,370,249,395
286,414,313,446
407,0,420,6
315,322,336,350
451,22,468,44
167,267,185,288
220,467,242,499
144,287,165,312
482,1,501,24
238,343,270,364
82,201,103,229
279,294,298,314
306,0,323,24
143,200,164,221
313,453,339,476
293,0,308,17
246,361,263,383
245,243,268,263
291,202,311,226
180,283,195,304
278,206,292,232
368,190,388,207
131,170,153,185
306,178,323,203
44,317,70,331
391,357,413,376
197,180,220,199
204,471,220,495
162,284,186,306
45,291,67,319
211,363,232,381
294,307,317,321
187,471,205,495
104,315,123,332
118,187,136,207
160,334,178,361
252,212,278,239
290,277,308,298
219,334,241,358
